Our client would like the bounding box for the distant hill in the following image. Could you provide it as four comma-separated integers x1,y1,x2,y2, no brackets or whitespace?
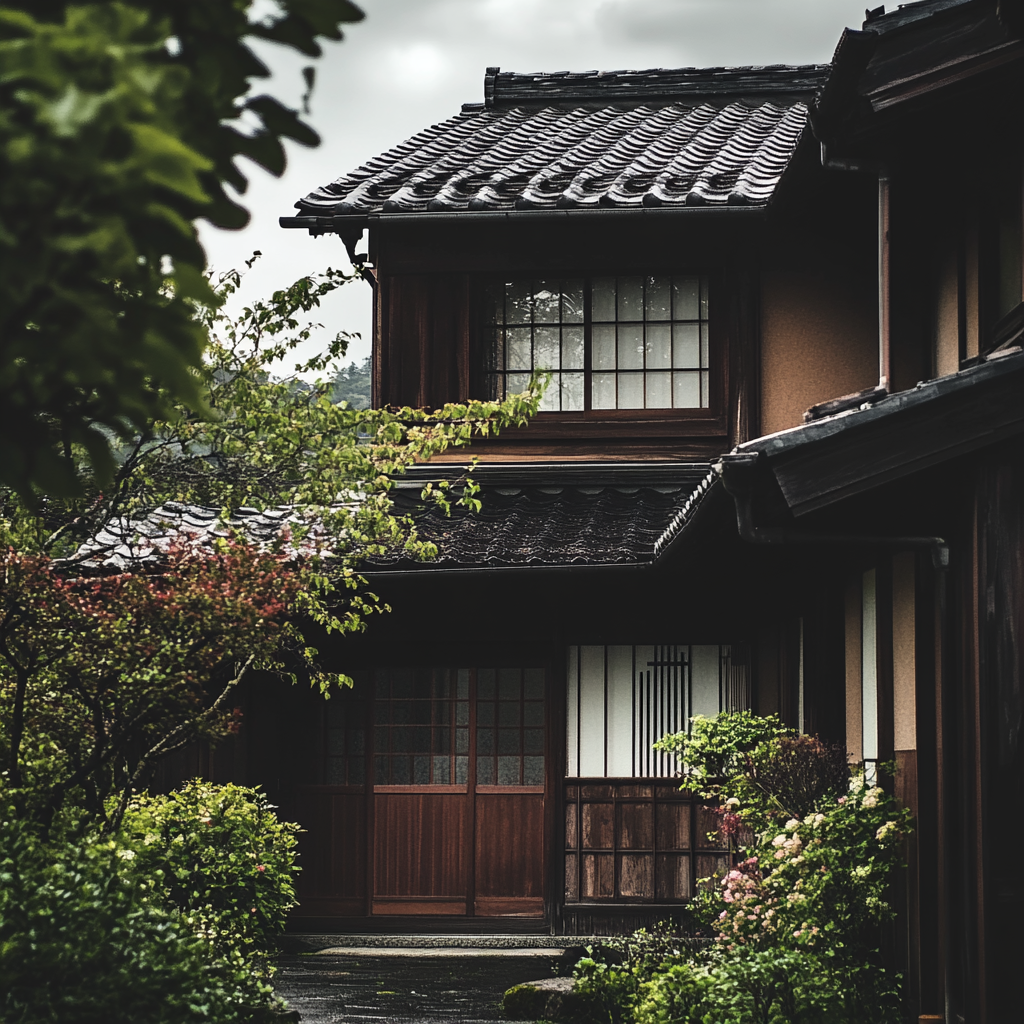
330,356,371,409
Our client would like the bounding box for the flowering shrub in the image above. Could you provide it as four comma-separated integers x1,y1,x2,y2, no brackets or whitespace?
569,714,914,1024
707,772,911,957
117,781,300,972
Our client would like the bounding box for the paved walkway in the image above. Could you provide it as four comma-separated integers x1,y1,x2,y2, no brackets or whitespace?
274,945,579,1024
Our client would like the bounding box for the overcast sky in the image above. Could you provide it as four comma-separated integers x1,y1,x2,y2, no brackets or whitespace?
200,0,870,376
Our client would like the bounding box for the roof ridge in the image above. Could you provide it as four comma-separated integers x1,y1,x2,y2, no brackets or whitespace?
484,65,831,108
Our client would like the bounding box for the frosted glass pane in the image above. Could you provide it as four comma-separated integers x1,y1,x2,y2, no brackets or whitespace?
534,326,560,370
691,645,722,721
579,646,606,776
593,373,616,409
618,374,643,409
674,371,700,408
507,372,530,395
566,647,578,776
618,324,644,369
592,278,616,321
700,323,710,368
561,372,584,412
701,371,710,408
563,280,584,323
618,277,643,320
606,646,634,777
862,570,878,761
646,324,671,368
593,324,616,370
506,327,532,370
673,277,700,320
646,372,671,409
673,324,699,367
562,326,584,369
538,379,560,412
646,276,672,320
700,277,709,318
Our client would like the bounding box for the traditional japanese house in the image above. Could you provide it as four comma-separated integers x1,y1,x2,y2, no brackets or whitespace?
267,57,889,939
185,0,1024,1019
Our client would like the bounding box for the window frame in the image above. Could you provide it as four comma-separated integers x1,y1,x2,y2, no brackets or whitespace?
473,271,728,428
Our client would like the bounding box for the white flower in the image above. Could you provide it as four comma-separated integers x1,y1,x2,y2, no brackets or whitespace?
875,821,899,841
849,774,865,794
117,849,135,861
725,797,741,809
785,819,801,831
143,833,158,846
772,834,787,847
172,835,185,845
814,813,825,825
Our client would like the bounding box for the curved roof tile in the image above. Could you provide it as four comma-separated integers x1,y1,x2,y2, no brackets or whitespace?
293,66,827,217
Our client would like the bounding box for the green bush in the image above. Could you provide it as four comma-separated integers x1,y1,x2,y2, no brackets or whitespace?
634,963,712,1024
117,780,301,963
572,713,914,1024
0,815,249,1024
571,924,704,1024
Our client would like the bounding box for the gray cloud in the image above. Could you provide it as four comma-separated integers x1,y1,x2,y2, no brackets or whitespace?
199,0,868,375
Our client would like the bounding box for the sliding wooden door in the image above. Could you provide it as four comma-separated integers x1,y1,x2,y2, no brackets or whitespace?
370,666,546,918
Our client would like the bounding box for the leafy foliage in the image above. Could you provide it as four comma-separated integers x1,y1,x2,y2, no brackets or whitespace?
117,780,300,960
0,531,316,835
572,714,914,1024
0,810,272,1024
0,264,543,836
655,710,787,802
0,0,363,496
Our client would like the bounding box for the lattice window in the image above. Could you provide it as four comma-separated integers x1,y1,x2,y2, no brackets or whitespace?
372,668,470,785
482,276,711,412
566,645,750,778
325,693,366,785
475,667,546,787
563,782,731,903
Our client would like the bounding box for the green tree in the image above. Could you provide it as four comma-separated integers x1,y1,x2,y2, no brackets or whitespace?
0,0,362,497
331,355,372,409
1,263,544,834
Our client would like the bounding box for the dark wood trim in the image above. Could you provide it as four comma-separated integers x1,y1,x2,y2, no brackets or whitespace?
372,785,468,794
476,785,544,794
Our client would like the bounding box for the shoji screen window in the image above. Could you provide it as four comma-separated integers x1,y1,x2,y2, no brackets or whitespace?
591,276,710,410
565,645,750,778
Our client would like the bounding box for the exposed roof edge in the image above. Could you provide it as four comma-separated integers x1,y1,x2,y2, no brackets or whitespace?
739,347,1024,515
652,468,720,559
280,206,768,235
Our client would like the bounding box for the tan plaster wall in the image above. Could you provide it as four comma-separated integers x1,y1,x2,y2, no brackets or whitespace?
892,552,917,752
761,270,878,435
845,577,863,764
935,246,960,377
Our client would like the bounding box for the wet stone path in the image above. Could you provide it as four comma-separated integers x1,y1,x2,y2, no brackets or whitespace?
274,949,577,1024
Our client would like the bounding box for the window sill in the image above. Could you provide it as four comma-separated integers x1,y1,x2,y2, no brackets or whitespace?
491,411,729,440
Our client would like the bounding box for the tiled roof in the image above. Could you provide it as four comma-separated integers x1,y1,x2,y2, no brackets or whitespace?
375,471,710,570
66,465,714,573
67,503,307,572
292,66,827,217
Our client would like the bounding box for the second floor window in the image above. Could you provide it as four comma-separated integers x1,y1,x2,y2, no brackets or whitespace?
483,276,710,412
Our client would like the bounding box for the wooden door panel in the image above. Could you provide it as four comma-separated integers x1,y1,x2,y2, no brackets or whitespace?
474,793,544,916
373,793,468,903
